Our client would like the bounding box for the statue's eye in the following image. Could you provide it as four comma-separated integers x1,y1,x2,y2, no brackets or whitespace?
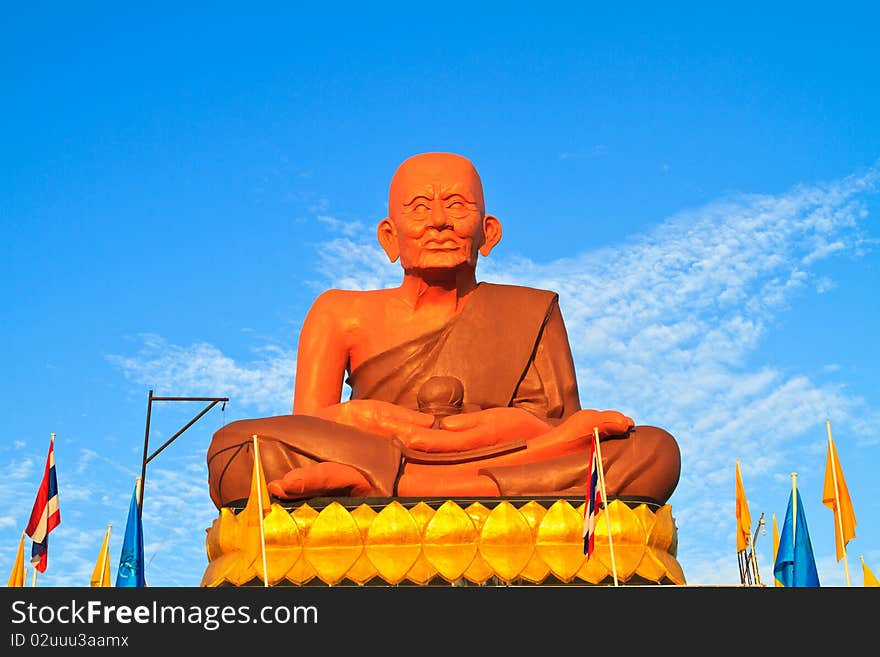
414,203,431,212
447,201,464,209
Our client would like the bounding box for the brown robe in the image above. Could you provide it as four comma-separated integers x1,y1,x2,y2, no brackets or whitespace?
347,282,582,422
207,282,680,507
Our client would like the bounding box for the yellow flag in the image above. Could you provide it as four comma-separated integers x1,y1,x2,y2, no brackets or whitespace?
89,525,112,587
735,460,752,553
822,428,856,562
862,557,879,587
243,437,271,521
772,514,783,587
7,532,26,587
240,435,271,576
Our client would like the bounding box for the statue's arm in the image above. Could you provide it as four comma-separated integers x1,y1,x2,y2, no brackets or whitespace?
293,290,350,415
293,290,436,436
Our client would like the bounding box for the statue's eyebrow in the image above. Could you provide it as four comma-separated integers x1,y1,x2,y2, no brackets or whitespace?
440,185,477,205
402,186,434,207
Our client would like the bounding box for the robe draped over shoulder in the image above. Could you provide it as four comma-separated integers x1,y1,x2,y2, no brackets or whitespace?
346,282,582,422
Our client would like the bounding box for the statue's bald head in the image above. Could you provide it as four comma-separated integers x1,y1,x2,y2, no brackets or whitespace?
388,152,486,217
379,152,501,272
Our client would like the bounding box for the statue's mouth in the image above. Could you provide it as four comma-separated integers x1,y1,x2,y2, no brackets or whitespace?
423,240,460,251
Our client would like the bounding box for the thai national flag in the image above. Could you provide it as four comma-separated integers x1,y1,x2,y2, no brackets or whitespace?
582,435,601,556
25,437,61,573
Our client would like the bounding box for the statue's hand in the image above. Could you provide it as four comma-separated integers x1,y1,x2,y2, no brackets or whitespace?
576,408,635,438
525,409,635,454
315,399,435,438
404,407,551,453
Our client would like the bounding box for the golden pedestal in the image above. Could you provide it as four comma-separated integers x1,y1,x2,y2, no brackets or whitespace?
201,497,686,587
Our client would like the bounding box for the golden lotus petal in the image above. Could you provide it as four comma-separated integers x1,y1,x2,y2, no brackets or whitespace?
264,504,302,548
465,502,490,529
228,552,260,586
592,501,645,583
462,501,493,583
463,553,494,584
535,500,585,582
205,516,221,563
257,505,304,585
408,501,436,528
478,501,534,582
422,501,477,582
518,500,548,534
227,506,271,586
291,503,319,535
345,504,379,585
646,505,676,554
576,552,610,584
201,509,260,586
208,508,242,561
593,500,648,544
200,552,239,587
649,546,687,585
285,554,317,585
632,504,656,539
406,556,438,585
406,502,438,585
304,502,363,585
281,502,320,584
365,500,421,585
634,546,668,583
517,501,550,584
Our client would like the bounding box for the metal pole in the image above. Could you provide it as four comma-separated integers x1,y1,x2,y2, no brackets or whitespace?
145,400,224,465
750,513,764,586
138,390,154,518
138,392,228,518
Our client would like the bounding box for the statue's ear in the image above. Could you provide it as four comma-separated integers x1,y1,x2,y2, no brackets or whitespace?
377,217,399,263
479,215,502,257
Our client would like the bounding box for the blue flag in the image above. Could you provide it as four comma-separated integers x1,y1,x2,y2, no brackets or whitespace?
773,487,820,587
115,482,145,587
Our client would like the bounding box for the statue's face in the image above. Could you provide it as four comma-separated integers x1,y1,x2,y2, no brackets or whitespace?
387,153,487,272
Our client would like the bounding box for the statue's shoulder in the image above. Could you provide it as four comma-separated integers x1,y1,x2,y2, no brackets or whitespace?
477,282,559,307
313,287,388,302
307,287,395,321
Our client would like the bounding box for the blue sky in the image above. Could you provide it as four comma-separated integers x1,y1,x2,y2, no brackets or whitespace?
2,3,878,587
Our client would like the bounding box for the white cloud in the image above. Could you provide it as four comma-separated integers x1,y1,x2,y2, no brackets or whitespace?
107,336,296,416
316,214,367,238
314,238,399,291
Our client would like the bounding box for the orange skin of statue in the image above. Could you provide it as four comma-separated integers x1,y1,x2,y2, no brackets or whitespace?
265,152,636,499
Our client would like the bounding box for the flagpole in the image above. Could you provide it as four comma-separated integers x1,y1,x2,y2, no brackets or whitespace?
20,530,27,582
99,524,112,587
826,420,852,586
593,427,618,587
748,513,764,586
252,435,270,588
735,460,745,585
790,472,797,553
31,568,37,587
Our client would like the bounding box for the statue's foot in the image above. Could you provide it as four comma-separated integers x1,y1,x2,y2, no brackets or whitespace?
267,462,372,499
396,471,500,497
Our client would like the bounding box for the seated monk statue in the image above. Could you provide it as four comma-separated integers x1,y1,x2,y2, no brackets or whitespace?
207,152,681,509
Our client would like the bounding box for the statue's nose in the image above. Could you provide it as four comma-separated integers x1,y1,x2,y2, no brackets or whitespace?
429,202,451,227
